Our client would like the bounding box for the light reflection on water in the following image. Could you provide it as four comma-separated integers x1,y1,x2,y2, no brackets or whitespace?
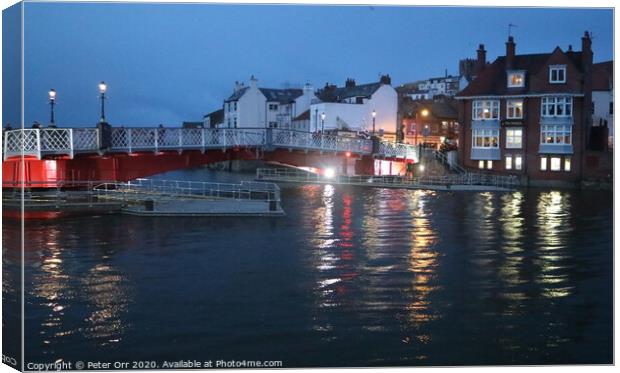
4,169,612,366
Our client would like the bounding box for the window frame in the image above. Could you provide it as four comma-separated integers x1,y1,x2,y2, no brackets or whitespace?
540,124,572,145
505,155,513,170
550,157,562,171
507,71,526,88
506,99,524,119
506,128,523,149
540,157,548,171
564,158,571,172
472,100,500,120
514,155,523,170
541,96,573,118
472,128,500,149
549,65,567,84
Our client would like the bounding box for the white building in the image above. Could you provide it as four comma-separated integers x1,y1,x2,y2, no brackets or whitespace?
417,75,460,97
309,76,398,136
223,76,317,129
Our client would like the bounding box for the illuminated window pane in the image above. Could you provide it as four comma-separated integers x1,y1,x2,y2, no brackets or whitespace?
540,157,547,171
564,158,571,172
505,155,513,170
486,160,493,169
478,160,485,169
550,157,561,171
515,156,523,170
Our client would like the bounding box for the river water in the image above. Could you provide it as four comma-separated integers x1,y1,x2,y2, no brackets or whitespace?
3,168,613,367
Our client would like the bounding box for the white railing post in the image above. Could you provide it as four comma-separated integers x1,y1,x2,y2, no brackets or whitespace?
68,129,74,159
36,129,42,160
127,128,133,153
154,129,158,153
201,128,206,152
3,131,8,161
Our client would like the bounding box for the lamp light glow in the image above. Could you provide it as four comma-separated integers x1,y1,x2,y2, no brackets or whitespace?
324,168,336,179
99,81,107,93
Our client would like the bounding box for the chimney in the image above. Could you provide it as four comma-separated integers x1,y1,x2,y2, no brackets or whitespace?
379,74,392,85
303,82,314,94
345,78,356,88
249,75,258,88
582,31,593,69
234,81,243,92
568,44,573,52
506,36,516,70
476,44,486,74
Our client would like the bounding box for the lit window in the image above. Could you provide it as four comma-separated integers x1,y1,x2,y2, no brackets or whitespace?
472,129,500,148
507,71,525,88
564,158,571,172
549,65,566,83
507,100,524,119
506,128,523,149
515,155,523,170
478,160,485,169
541,125,572,145
550,157,561,171
541,97,572,117
486,160,493,170
540,157,547,171
505,155,513,170
473,100,500,120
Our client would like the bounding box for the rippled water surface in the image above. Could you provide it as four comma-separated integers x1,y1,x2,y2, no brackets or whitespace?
4,168,613,366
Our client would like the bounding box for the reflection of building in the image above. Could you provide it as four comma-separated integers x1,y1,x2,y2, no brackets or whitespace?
310,75,398,139
399,96,459,147
456,32,611,186
223,76,317,129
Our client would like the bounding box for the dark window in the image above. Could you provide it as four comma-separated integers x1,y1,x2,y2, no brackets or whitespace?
610,102,614,115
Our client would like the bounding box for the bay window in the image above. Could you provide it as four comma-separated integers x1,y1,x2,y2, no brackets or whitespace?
472,129,499,148
541,125,572,145
473,100,500,120
541,97,572,117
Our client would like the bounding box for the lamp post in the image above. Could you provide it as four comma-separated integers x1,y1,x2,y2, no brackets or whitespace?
321,112,325,133
372,110,376,136
48,89,56,125
99,81,107,123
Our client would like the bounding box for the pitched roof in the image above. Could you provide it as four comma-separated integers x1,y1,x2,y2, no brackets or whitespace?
225,87,249,102
203,108,224,123
293,109,310,121
318,82,383,102
259,88,304,104
456,51,585,97
592,60,613,91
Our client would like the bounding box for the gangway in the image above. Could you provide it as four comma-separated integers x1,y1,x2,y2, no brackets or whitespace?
256,168,519,192
94,178,284,216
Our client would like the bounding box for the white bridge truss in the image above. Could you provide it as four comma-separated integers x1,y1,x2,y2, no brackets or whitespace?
3,127,419,162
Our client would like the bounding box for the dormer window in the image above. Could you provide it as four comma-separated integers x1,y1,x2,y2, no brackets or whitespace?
549,65,567,83
507,71,525,88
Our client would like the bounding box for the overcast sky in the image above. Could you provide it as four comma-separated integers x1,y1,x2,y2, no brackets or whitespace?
3,3,614,127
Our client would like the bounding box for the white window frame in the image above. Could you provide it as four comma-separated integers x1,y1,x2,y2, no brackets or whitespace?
549,65,567,83
540,157,548,171
564,158,571,172
473,100,500,120
506,100,524,119
514,155,523,170
541,125,572,145
505,155,513,170
541,97,572,117
472,129,500,148
550,157,562,171
506,128,523,149
507,71,526,88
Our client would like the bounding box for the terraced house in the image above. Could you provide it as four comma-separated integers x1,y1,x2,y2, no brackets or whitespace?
456,32,598,186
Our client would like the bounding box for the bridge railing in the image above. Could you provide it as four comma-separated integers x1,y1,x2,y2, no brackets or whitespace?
4,127,416,161
271,129,373,154
377,142,419,162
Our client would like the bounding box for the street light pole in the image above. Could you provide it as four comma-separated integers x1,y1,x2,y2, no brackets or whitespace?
372,110,376,136
99,81,107,123
48,89,56,125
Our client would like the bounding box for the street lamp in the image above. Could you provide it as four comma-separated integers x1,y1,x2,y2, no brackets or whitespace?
372,110,376,136
321,112,325,133
48,89,56,125
99,81,107,123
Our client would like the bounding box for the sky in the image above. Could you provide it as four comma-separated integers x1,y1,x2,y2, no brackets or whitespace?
2,2,614,127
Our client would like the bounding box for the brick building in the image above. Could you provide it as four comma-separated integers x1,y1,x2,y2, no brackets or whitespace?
456,32,600,186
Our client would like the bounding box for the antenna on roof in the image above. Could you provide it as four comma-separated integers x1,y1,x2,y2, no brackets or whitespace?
508,23,518,38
